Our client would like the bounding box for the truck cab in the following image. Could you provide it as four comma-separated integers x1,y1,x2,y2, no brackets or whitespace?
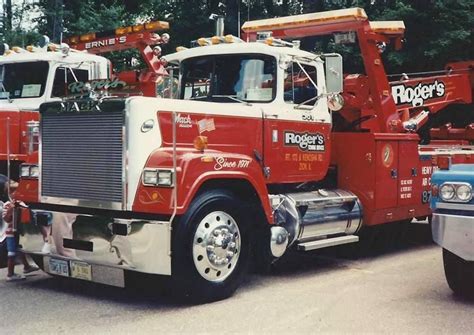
20,36,347,302
431,163,474,298
0,47,110,180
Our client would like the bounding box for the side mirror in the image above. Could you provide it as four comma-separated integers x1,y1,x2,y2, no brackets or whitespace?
324,54,343,94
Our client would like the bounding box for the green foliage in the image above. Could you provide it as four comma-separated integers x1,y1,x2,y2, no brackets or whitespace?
1,0,472,74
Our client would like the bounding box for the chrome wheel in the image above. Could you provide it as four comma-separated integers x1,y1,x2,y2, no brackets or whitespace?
192,211,241,282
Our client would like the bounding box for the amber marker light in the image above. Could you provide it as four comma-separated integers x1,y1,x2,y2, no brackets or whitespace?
144,21,169,31
194,136,208,151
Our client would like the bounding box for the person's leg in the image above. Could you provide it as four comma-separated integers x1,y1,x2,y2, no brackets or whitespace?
6,236,16,277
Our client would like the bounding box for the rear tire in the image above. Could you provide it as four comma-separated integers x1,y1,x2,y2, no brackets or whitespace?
443,248,474,299
172,190,250,302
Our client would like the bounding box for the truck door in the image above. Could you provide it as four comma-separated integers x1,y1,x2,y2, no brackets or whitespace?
263,60,331,184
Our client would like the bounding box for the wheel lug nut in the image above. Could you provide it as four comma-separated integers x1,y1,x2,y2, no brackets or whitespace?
206,245,215,252
226,251,234,258
229,242,236,249
213,229,221,236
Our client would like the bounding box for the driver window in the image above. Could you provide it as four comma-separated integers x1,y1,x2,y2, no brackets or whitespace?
284,63,318,105
52,67,89,97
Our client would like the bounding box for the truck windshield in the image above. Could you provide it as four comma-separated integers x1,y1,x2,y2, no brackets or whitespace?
181,54,276,103
0,61,49,99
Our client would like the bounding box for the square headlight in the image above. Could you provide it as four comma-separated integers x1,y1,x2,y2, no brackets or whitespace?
30,165,39,178
143,170,158,185
20,165,31,178
157,170,173,187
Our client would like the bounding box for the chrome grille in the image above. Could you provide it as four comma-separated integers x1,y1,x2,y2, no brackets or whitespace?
41,110,124,204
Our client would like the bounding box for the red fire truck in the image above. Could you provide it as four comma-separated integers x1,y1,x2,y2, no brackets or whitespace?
18,8,473,301
0,20,170,188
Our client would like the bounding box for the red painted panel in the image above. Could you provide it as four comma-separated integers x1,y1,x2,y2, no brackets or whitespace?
375,140,398,209
264,119,331,183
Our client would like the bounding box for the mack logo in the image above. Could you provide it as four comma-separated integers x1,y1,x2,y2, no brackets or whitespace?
284,131,325,151
85,36,127,49
391,80,445,107
175,113,192,128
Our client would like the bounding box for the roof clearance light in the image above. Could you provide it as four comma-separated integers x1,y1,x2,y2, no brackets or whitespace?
132,24,145,33
211,36,222,44
79,33,96,42
69,36,79,44
116,26,132,35
224,34,242,43
197,37,210,46
26,45,34,52
144,21,169,31
176,46,188,52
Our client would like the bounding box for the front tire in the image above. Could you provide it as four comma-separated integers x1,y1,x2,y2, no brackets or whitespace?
443,248,474,299
172,190,250,302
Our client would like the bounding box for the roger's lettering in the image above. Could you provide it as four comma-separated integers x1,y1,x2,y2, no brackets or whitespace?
284,131,325,152
391,80,445,107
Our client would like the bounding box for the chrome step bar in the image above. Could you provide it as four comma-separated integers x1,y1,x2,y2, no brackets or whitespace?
297,235,359,251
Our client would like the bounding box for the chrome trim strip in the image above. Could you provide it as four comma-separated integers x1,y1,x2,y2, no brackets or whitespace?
435,202,474,212
41,196,123,210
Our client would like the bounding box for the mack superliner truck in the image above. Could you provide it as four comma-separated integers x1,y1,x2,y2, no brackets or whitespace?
16,8,474,301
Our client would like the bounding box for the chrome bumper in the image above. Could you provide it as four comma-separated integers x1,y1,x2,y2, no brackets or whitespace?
432,213,474,261
21,210,172,281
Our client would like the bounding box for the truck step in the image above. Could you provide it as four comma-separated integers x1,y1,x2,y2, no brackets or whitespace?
297,235,359,251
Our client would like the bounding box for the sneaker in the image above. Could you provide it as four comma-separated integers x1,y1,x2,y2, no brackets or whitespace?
41,243,51,254
23,265,40,274
6,274,26,282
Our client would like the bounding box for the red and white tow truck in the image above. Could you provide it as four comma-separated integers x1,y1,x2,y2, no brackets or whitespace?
17,8,474,301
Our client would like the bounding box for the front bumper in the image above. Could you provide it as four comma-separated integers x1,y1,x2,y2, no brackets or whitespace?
432,212,474,261
21,210,172,286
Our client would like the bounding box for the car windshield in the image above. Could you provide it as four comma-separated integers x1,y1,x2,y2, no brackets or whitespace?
0,61,49,99
181,54,276,103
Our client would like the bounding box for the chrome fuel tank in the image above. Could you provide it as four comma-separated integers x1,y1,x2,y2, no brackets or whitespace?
271,189,362,245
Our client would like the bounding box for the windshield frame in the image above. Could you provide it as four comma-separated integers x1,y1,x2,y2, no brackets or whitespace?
0,60,50,100
179,53,277,104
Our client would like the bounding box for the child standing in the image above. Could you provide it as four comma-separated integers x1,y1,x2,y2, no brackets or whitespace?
1,176,39,281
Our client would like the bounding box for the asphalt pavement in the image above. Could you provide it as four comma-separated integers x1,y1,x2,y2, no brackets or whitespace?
0,223,473,334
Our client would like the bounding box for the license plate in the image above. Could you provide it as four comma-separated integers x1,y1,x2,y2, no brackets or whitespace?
48,258,69,277
70,261,92,281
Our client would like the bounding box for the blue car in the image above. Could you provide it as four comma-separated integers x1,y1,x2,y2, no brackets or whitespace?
431,164,474,298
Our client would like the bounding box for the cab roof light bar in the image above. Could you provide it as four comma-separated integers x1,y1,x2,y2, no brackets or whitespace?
242,7,368,33
67,20,169,46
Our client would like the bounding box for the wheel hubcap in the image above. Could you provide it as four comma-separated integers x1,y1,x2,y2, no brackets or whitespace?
193,211,241,282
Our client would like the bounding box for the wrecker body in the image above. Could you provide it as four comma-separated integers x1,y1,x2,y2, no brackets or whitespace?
17,8,474,301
